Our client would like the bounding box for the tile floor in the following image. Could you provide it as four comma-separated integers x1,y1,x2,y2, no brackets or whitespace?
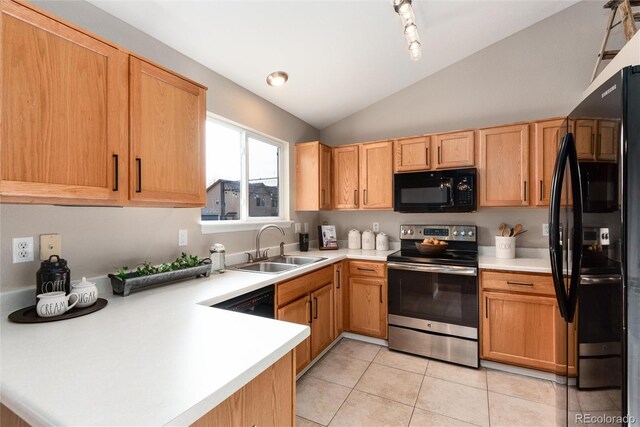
296,338,622,427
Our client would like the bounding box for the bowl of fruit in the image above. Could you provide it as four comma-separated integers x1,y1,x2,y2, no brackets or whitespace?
414,238,448,255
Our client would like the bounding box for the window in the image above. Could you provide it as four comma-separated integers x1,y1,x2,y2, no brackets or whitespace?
202,116,288,227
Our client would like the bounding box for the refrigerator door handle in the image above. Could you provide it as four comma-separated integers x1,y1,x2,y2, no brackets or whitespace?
549,132,583,322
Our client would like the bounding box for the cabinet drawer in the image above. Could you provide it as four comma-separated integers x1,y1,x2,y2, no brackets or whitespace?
481,270,554,296
277,265,333,307
348,260,386,278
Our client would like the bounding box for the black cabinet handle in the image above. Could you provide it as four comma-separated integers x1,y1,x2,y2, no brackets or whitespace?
313,297,318,319
379,286,383,304
485,297,488,319
523,180,527,202
438,146,442,164
336,270,341,289
112,154,119,191
363,189,368,205
507,281,534,287
357,267,376,272
354,189,358,206
539,180,543,201
308,300,312,324
136,158,142,193
426,146,429,165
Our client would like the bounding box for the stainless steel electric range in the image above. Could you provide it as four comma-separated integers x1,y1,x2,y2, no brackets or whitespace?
387,224,479,368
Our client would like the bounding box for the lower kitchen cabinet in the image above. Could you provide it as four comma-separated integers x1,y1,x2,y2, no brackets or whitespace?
193,350,295,427
276,265,334,373
480,270,577,375
348,260,388,339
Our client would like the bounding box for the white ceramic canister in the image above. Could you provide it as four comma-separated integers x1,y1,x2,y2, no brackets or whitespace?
495,236,516,259
71,277,99,308
376,232,389,251
36,291,79,317
348,229,361,249
210,244,226,273
362,229,375,250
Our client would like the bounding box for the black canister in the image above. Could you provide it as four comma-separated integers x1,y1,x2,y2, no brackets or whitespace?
36,255,71,300
299,233,310,252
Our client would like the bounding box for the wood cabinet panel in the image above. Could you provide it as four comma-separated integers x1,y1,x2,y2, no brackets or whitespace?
334,261,346,336
478,124,530,206
360,141,393,209
574,119,597,160
311,283,334,359
277,296,311,374
533,119,564,207
277,265,333,307
394,136,430,172
193,351,294,427
295,141,332,210
482,291,558,372
597,120,619,162
332,145,359,209
0,1,128,205
481,270,555,297
434,130,475,169
349,276,387,339
129,57,206,206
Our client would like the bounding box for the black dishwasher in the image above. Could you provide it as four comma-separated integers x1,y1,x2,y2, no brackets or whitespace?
212,285,275,319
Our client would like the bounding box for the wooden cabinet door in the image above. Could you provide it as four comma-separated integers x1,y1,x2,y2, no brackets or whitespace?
394,136,430,172
0,2,128,205
360,141,393,209
597,120,619,162
478,124,530,206
349,276,387,339
574,119,597,160
332,145,359,209
311,283,334,359
320,144,333,209
129,57,206,206
533,119,564,206
334,262,346,336
277,296,311,374
434,130,475,169
482,291,559,372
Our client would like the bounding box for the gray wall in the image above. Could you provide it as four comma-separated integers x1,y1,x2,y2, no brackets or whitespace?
318,1,609,247
0,0,319,291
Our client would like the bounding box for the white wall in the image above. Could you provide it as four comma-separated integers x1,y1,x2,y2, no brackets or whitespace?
317,1,610,247
0,1,319,291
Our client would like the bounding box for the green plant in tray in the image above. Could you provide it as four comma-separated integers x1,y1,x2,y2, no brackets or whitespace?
114,253,206,278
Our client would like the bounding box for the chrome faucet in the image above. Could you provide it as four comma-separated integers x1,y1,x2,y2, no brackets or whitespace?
246,224,285,262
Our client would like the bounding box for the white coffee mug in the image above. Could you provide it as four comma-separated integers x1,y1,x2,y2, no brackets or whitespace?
36,291,79,317
71,277,99,308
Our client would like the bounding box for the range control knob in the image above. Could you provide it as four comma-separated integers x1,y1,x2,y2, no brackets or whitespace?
409,229,414,235
452,230,459,236
460,231,466,236
401,229,407,236
468,231,474,237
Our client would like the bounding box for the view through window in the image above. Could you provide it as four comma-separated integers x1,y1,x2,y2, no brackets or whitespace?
202,118,282,221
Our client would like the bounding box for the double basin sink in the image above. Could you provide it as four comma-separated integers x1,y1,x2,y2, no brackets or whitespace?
233,255,326,274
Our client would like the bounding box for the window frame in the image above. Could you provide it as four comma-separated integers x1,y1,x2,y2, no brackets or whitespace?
200,113,292,234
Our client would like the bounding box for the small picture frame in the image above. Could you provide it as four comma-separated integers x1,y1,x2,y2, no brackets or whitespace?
318,225,339,250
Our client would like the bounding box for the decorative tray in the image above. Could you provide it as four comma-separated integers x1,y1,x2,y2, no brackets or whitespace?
8,298,108,324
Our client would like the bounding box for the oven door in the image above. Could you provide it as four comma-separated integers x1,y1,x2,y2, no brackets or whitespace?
388,263,478,338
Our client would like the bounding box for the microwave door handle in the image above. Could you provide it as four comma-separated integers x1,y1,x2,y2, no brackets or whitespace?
549,132,572,322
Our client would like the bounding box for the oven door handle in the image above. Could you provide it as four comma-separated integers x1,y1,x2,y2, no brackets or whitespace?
580,275,622,285
387,262,477,276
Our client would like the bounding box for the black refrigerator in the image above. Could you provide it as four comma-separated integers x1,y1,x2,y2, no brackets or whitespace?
550,65,639,425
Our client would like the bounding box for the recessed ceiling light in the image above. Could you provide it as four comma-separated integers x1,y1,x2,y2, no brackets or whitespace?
266,71,288,87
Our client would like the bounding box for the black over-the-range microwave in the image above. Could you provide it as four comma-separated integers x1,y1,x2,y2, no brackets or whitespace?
393,168,477,213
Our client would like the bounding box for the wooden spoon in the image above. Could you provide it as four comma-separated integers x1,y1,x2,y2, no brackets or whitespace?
499,223,507,236
514,224,523,236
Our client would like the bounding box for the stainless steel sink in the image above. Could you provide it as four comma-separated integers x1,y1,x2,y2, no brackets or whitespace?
233,262,298,274
268,255,326,266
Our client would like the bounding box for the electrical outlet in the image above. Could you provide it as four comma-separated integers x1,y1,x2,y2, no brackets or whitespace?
542,224,549,236
12,237,34,263
178,229,188,246
372,222,380,232
40,234,61,260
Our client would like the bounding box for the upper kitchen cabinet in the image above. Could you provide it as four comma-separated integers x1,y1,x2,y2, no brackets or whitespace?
360,141,393,210
129,57,206,207
478,124,530,207
0,1,128,205
574,119,597,160
532,119,564,206
433,130,475,169
295,141,332,211
394,136,431,173
333,145,360,209
596,119,619,162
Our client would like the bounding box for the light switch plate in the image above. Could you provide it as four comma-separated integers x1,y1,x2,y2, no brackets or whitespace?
13,237,34,263
542,224,549,236
40,234,61,260
372,222,380,232
178,229,188,246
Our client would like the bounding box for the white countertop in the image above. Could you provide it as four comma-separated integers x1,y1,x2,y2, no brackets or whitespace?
477,247,552,274
0,247,396,426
